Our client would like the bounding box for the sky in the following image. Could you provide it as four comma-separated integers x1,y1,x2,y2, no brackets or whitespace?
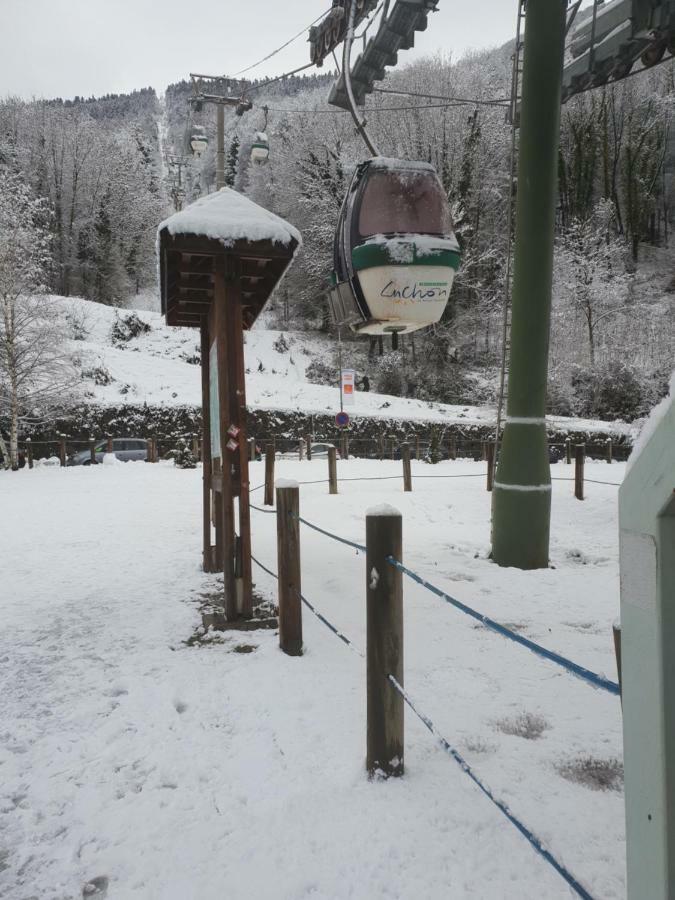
0,0,522,101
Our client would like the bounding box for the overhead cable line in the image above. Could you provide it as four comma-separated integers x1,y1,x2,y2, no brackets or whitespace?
266,100,507,114
372,86,511,106
244,62,320,96
231,8,332,77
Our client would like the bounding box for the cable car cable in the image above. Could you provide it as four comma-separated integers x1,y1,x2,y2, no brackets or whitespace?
243,61,319,96
231,7,332,77
372,87,511,106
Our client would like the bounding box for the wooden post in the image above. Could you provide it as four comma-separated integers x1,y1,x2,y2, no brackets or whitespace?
481,440,487,462
366,505,404,778
448,437,457,461
106,434,113,454
379,435,385,461
89,436,96,465
390,438,395,461
192,433,199,460
565,437,572,465
606,438,613,465
401,443,412,492
415,435,420,461
574,444,585,500
26,438,33,469
613,623,622,703
486,441,495,492
305,435,312,461
248,437,256,462
152,436,159,463
298,437,305,461
200,322,215,572
328,446,338,495
264,442,275,506
276,481,302,656
59,434,66,468
341,432,349,460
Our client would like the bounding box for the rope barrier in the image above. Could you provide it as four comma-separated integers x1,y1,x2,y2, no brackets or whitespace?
250,554,363,655
387,675,595,900
249,554,593,898
386,557,620,696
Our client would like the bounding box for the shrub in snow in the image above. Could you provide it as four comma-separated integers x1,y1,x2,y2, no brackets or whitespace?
111,312,150,345
305,358,338,386
375,352,406,397
81,364,114,386
572,360,658,422
273,333,290,354
171,441,197,469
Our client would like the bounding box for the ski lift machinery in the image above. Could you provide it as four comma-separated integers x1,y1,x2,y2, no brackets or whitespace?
329,158,460,337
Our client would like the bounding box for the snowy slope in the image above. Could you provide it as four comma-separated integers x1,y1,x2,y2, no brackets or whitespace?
59,295,635,436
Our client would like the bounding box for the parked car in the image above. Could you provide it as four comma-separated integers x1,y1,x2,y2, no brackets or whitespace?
67,438,148,466
308,443,335,458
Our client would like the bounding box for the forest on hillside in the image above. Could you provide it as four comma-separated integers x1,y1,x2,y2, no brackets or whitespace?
1,46,674,424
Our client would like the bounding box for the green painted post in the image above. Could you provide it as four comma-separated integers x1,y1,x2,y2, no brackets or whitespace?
619,389,675,898
491,0,567,570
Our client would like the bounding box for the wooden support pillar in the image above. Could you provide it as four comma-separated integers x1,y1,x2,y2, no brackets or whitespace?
298,437,305,461
59,434,66,468
26,438,33,469
606,438,613,465
200,322,216,572
328,446,338,495
264,443,275,506
402,443,412,492
415,435,420,461
486,441,495,492
305,435,312,460
192,433,200,460
565,437,572,465
341,433,349,460
276,481,302,656
107,434,113,454
213,260,237,617
448,437,457,461
574,444,585,501
89,436,96,465
366,505,404,778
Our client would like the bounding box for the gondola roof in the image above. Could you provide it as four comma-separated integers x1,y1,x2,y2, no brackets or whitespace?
157,188,301,330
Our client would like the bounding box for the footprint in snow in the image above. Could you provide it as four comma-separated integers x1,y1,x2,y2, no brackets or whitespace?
82,876,109,897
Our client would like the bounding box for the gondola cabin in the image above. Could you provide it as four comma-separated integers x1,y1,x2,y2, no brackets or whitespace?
251,131,269,164
328,157,460,337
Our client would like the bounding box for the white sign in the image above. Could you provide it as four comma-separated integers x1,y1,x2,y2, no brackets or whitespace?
341,369,356,407
209,341,220,459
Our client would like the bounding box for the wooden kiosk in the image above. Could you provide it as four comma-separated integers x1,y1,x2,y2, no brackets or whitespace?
158,189,300,619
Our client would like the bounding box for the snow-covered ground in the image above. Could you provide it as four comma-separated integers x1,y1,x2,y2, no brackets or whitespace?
0,457,625,899
59,295,634,437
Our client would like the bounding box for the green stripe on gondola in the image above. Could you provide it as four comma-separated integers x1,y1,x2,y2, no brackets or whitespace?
351,241,461,272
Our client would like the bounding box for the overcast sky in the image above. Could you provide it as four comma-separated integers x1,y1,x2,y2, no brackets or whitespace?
1,0,522,100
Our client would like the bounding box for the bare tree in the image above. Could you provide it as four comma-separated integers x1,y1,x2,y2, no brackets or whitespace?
0,168,75,469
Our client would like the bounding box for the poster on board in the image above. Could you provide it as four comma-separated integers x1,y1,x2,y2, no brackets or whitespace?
209,341,220,459
341,369,356,407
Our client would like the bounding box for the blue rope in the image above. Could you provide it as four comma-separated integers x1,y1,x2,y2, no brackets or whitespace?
298,516,367,553
387,675,595,900
250,554,363,655
386,557,620,696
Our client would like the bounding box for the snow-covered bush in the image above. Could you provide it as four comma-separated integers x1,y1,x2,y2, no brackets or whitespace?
111,312,150,345
171,441,197,469
572,360,655,422
273,333,290,354
305,358,338,387
81,364,114,386
375,352,406,397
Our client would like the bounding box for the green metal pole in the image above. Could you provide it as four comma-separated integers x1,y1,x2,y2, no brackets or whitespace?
491,0,567,570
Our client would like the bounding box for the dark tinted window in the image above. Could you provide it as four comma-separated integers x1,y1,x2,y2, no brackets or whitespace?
358,170,453,238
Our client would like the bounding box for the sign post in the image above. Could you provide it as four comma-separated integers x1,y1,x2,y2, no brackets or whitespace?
158,190,300,620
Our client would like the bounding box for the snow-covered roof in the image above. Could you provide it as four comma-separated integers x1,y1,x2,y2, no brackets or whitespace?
369,157,435,172
158,188,301,249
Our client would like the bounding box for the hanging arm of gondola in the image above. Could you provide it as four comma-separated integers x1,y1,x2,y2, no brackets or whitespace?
342,0,380,157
